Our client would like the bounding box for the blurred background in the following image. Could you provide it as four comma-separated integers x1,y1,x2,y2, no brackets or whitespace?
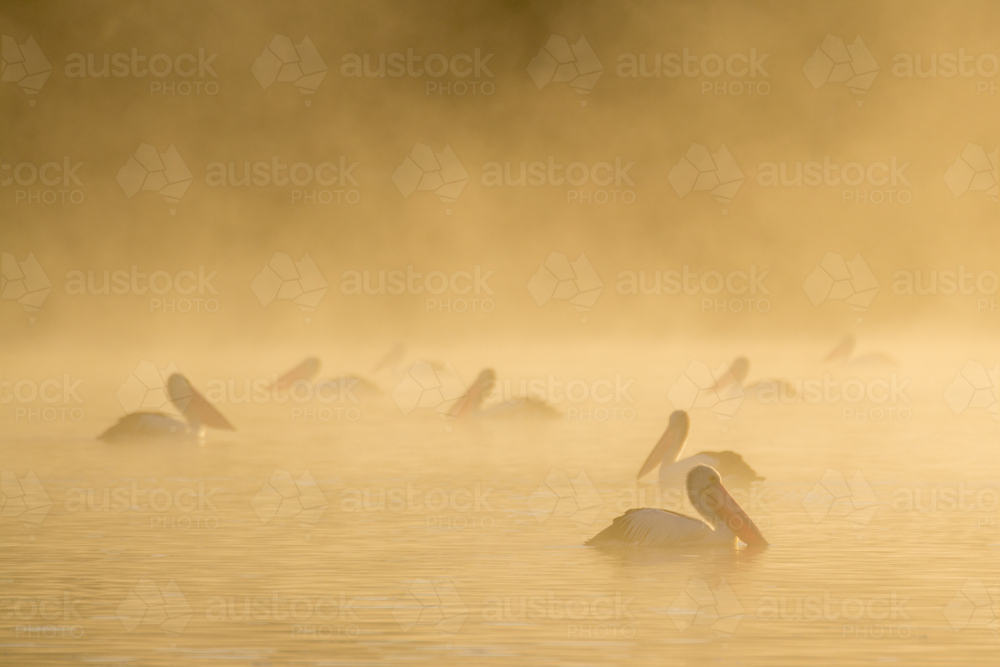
3,0,999,349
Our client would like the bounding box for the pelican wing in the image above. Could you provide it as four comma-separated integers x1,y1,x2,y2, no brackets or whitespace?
586,508,710,547
98,412,191,442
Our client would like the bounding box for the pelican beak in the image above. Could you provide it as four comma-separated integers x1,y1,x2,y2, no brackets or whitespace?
449,370,495,418
637,413,688,479
705,480,768,547
168,374,236,431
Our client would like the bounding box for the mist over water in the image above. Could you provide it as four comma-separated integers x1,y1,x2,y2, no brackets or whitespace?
1,1,999,665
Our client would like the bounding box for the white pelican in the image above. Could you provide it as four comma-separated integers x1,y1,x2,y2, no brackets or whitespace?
637,410,762,488
99,374,235,442
587,465,768,547
824,335,896,367
451,369,559,419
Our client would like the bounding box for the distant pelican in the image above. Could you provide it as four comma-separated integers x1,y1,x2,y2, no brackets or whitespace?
715,356,797,398
824,335,896,367
275,356,382,399
271,356,321,388
99,374,235,442
451,369,560,419
637,410,762,489
587,465,768,547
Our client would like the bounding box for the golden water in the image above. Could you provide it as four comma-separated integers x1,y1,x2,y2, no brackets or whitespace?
1,348,997,665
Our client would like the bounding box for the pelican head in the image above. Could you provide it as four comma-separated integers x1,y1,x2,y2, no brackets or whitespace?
686,465,768,547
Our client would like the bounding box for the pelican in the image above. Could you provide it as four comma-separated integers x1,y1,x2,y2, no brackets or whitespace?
99,374,235,442
450,369,560,419
715,356,797,398
587,465,768,547
824,335,896,367
637,410,762,489
275,356,382,399
271,356,321,387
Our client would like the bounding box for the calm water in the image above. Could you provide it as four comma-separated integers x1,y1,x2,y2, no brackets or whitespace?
2,353,998,665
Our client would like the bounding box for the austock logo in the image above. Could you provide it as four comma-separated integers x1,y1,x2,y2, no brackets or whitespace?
115,360,180,414
252,469,329,531
1,156,86,205
339,265,495,316
116,143,193,213
802,252,879,323
803,35,879,105
756,589,911,639
668,360,744,425
1,469,52,536
117,579,192,635
252,35,328,104
944,144,998,204
391,361,466,417
3,372,86,424
944,361,998,420
339,47,495,97
615,47,770,98
803,469,879,534
1,252,52,323
528,35,602,103
204,156,360,205
944,579,998,633
63,264,220,315
479,156,636,205
615,265,770,316
392,143,468,213
668,578,744,641
892,49,1000,96
393,579,468,634
528,469,603,526
755,156,912,206
527,252,604,323
1,35,52,104
251,252,328,323
668,144,744,213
